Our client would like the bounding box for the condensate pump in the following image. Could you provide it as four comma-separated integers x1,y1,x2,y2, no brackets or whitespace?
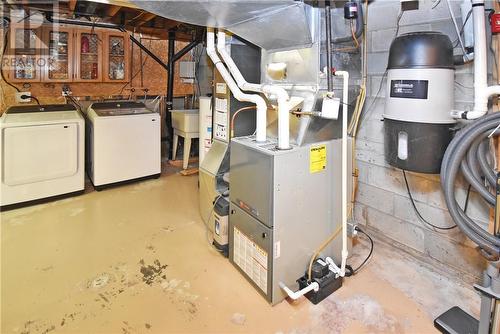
383,32,456,174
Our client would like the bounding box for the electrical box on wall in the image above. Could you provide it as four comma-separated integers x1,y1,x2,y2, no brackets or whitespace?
491,13,500,34
179,61,196,83
15,92,31,103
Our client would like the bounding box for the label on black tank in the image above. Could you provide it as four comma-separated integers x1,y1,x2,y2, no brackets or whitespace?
390,80,428,99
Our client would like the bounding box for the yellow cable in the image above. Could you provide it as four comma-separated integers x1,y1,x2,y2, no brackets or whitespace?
350,20,360,49
307,224,343,282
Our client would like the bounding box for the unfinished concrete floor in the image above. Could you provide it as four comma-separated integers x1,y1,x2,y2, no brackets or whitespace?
1,167,480,334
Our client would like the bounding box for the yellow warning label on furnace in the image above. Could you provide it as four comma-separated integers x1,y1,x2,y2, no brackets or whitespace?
310,145,327,173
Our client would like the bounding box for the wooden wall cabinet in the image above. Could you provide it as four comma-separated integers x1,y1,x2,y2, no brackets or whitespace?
7,25,129,84
9,24,43,83
74,29,103,82
103,32,130,83
43,26,74,82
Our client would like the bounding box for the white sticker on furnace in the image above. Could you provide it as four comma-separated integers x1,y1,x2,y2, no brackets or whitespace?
274,241,280,259
216,83,227,95
233,227,268,293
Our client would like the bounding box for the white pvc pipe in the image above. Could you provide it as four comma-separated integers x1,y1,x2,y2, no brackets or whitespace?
467,0,500,119
206,29,268,140
216,31,268,143
334,70,349,277
325,257,341,275
216,31,291,149
279,281,319,300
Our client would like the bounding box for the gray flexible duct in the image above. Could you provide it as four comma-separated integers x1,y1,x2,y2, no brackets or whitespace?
461,133,495,205
478,141,496,186
441,113,500,258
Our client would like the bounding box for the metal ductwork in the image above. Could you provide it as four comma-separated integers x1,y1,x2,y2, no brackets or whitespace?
129,0,314,51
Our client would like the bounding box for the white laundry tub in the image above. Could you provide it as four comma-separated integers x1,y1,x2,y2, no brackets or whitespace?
171,109,199,133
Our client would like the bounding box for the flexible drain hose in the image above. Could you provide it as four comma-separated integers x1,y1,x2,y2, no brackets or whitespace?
441,112,500,259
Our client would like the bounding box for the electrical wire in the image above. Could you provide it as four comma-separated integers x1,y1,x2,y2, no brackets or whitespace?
431,0,442,10
307,224,343,282
358,70,387,128
350,19,360,49
452,9,472,48
351,226,374,274
402,170,458,230
66,95,83,113
455,81,474,90
117,37,153,95
28,95,40,105
333,19,361,53
490,48,498,78
192,44,204,102
359,10,403,130
394,10,405,37
445,0,467,56
1,25,21,93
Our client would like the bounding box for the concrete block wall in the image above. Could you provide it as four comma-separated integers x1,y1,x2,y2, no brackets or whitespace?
354,0,496,278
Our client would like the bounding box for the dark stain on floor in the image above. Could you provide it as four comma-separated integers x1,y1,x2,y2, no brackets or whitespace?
139,259,168,285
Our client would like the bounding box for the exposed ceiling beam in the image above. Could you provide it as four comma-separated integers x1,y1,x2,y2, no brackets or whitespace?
133,12,156,27
106,5,121,18
68,0,77,12
84,0,138,10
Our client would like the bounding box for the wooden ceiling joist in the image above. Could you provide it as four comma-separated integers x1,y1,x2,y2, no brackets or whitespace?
106,5,122,18
4,0,199,41
68,0,77,12
133,12,156,27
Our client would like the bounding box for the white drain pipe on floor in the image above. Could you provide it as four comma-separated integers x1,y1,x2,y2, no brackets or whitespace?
335,70,349,277
279,281,319,300
206,29,268,141
465,0,500,119
216,31,291,149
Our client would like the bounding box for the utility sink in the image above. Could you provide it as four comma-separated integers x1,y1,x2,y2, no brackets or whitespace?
171,109,199,133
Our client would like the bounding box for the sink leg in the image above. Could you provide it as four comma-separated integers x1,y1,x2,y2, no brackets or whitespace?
183,137,191,170
172,134,179,161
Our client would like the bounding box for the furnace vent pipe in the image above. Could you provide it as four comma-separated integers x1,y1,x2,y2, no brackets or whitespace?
216,31,291,149
465,0,500,119
334,70,349,277
206,29,268,142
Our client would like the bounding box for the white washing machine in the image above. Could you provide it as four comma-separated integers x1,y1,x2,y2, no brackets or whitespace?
86,102,161,190
0,104,85,209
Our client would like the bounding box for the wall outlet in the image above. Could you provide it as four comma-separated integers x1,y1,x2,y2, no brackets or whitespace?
62,85,72,96
16,91,31,103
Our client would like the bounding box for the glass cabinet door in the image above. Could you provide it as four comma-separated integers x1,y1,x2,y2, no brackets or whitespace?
104,32,129,83
10,26,41,82
76,30,102,82
43,27,73,82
